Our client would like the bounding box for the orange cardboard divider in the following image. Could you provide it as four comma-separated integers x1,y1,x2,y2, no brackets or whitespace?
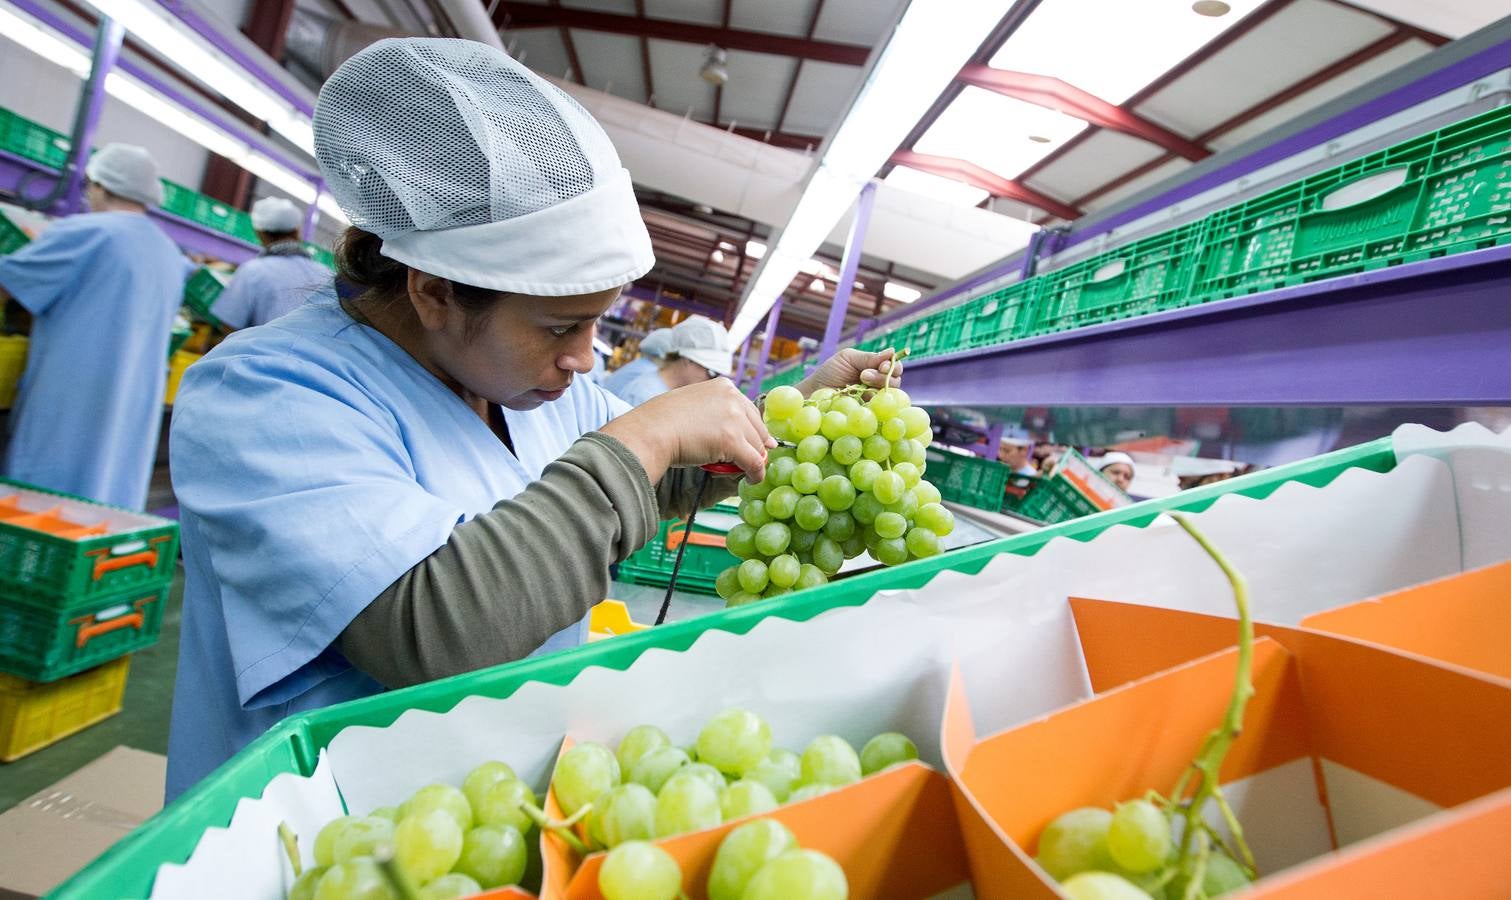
473,889,537,900
541,759,967,899
1300,558,1511,684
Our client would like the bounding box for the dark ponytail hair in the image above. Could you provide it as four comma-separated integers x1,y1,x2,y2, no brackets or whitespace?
335,226,508,337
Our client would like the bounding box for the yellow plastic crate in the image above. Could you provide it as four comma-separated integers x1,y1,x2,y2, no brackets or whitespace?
587,600,649,642
0,655,129,762
0,334,27,410
163,349,202,406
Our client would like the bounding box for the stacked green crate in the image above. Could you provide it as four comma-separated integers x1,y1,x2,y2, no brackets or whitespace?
924,448,1012,511
182,266,230,328
618,502,741,596
159,181,259,244
0,207,29,255
305,242,336,270
0,108,70,169
1031,220,1206,334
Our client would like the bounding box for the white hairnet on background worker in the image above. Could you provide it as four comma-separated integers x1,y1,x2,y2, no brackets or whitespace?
164,37,904,801
601,325,672,397
615,315,734,407
211,196,331,330
0,142,185,508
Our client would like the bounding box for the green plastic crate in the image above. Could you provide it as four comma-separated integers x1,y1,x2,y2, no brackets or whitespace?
924,448,1012,512
1032,220,1205,334
0,209,28,255
305,242,336,270
618,503,740,595
1191,104,1511,301
183,266,230,328
160,181,258,244
0,108,70,169
0,581,167,682
1013,475,1100,524
0,479,179,609
957,280,1041,349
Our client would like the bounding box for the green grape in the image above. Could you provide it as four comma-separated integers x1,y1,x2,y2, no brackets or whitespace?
737,559,770,594
790,527,819,553
394,809,464,885
461,763,517,818
793,495,829,531
680,762,731,794
769,445,796,462
764,485,800,520
314,816,358,867
591,783,658,849
313,858,397,900
1059,872,1154,900
886,491,919,520
332,816,394,864
766,418,794,444
707,819,798,900
654,773,722,837
812,536,844,576
829,434,863,465
831,395,860,415
872,537,908,566
768,554,800,588
899,404,929,437
367,806,399,823
765,385,804,419
790,405,822,439
847,459,882,491
697,708,772,776
815,475,855,511
417,874,483,900
822,510,856,542
840,533,866,559
819,410,849,441
860,732,918,775
912,481,943,507
909,442,927,467
915,430,933,450
872,471,905,504
726,523,758,559
744,751,801,802
1036,807,1115,881
741,849,848,900
1190,852,1252,897
879,416,907,442
401,784,472,832
715,566,742,601
786,783,831,804
629,747,692,795
817,457,845,480
888,386,911,408
754,522,792,556
741,499,772,528
795,564,827,589
916,503,955,537
892,461,921,488
617,725,672,773
874,511,907,540
791,462,823,494
599,841,683,900
905,527,942,558
767,456,797,486
861,434,891,462
850,491,882,525
764,585,792,598
475,777,535,834
1107,800,1172,874
553,742,620,817
861,524,881,549
450,827,522,887
845,406,878,438
800,735,861,787
727,592,763,608
890,438,919,465
796,435,829,464
737,478,773,503
868,388,902,422
720,780,778,820
289,865,328,900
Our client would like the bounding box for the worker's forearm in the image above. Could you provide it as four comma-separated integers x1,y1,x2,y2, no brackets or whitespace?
657,467,739,520
338,432,659,689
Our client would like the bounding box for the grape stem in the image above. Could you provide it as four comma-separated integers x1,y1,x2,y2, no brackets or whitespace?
523,801,591,857
1166,513,1258,883
277,821,302,878
882,347,910,393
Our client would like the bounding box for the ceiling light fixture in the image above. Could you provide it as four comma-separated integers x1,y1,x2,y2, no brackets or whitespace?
700,45,729,86
1191,1,1232,17
710,249,725,263
809,277,825,292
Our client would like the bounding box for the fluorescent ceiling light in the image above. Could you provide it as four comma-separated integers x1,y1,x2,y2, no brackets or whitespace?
745,240,767,259
0,4,89,75
990,0,1266,105
883,281,923,303
83,0,314,153
809,277,824,291
883,165,990,207
913,87,1088,180
710,248,725,263
729,0,1021,344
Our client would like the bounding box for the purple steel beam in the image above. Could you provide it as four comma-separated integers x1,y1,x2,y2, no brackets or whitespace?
819,181,876,361
302,181,323,240
900,245,1511,408
61,18,125,215
733,336,752,388
747,294,784,399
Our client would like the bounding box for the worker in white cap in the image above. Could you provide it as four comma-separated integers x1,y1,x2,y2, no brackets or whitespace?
614,315,733,407
600,326,671,397
1098,451,1137,493
0,143,187,509
211,196,332,329
163,37,901,798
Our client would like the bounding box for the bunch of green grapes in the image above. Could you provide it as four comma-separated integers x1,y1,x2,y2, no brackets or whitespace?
598,819,848,900
288,761,537,900
549,710,920,856
717,382,955,606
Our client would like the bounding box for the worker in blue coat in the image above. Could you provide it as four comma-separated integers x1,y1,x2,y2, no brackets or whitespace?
211,196,332,330
614,315,734,407
0,143,187,509
600,326,670,397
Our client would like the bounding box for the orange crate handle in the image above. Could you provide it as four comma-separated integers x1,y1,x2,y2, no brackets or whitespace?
665,526,728,551
87,535,172,581
69,596,156,648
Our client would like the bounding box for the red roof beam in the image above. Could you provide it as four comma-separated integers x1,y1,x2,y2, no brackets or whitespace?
891,149,1082,220
957,65,1212,162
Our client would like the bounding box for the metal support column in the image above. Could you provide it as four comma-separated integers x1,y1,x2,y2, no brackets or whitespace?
818,181,876,361
733,336,752,388
31,18,123,216
302,181,323,240
747,294,784,399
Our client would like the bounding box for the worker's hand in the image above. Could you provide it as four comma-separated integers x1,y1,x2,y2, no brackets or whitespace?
797,347,903,397
603,377,774,484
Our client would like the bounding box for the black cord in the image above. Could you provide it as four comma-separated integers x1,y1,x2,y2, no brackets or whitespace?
656,468,713,625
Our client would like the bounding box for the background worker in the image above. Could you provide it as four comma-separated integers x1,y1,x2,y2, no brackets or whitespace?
212,196,332,330
601,326,671,397
614,315,733,407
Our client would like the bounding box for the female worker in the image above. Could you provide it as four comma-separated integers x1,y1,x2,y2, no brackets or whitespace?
614,315,734,407
164,37,899,799
601,326,671,398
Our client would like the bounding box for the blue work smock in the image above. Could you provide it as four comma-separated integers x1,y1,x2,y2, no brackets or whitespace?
212,249,332,329
0,211,186,508
165,298,631,799
612,367,673,408
600,355,654,397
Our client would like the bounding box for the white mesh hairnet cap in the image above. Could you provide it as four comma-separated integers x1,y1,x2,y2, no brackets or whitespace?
1099,451,1136,473
251,197,303,232
669,316,732,376
638,328,672,359
85,143,162,207
313,37,654,296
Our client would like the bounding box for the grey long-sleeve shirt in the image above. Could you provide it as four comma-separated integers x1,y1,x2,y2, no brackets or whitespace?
338,431,735,689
